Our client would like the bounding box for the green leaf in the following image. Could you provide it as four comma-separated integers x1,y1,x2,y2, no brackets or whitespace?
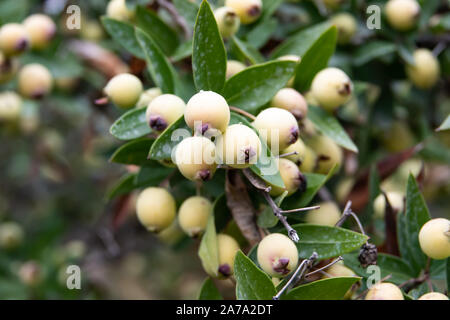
257,192,288,228
293,26,337,92
361,165,381,224
397,174,431,275
192,0,227,92
397,44,415,66
198,278,223,300
135,6,179,56
230,36,265,65
101,17,145,59
282,169,335,211
246,18,277,49
110,108,151,141
229,112,284,188
289,224,368,259
234,251,276,300
106,174,136,200
198,215,219,278
261,0,283,19
110,138,154,165
135,28,176,94
282,277,360,300
419,0,441,30
223,60,296,113
436,114,450,131
213,194,232,232
343,253,415,285
134,165,174,187
307,105,358,153
353,41,397,66
270,22,332,59
172,40,193,62
148,116,191,160
173,0,199,28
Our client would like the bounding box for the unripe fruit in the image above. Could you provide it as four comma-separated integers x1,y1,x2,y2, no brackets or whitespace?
269,158,306,197
0,52,19,84
80,20,104,42
226,60,246,79
418,292,449,300
257,233,299,278
225,0,262,25
385,0,420,31
185,91,230,134
136,187,176,232
18,261,42,287
324,262,356,278
305,201,341,226
216,124,262,168
104,73,143,109
18,64,53,99
406,49,440,89
271,88,308,121
217,233,240,277
323,0,344,10
157,220,185,246
308,135,343,174
382,120,415,152
280,138,306,166
418,218,450,260
0,23,30,56
331,13,357,45
175,136,217,181
278,55,301,87
106,0,134,21
178,196,212,237
145,94,186,132
136,87,162,108
311,68,353,112
23,14,56,49
373,192,404,219
335,177,355,204
253,107,299,151
214,7,240,38
0,91,22,121
299,146,317,173
0,222,24,249
365,282,404,300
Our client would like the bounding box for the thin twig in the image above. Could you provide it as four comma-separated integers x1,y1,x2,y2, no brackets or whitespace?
335,200,366,236
156,0,191,39
305,256,343,278
273,252,318,300
278,151,298,158
432,42,446,57
230,106,256,121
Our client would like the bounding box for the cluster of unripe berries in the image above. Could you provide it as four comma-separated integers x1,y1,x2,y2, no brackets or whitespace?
0,14,56,122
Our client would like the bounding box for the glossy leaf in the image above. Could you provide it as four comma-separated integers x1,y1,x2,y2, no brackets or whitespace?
282,277,360,300
101,17,144,59
223,61,296,113
110,138,154,165
148,116,190,160
230,36,264,65
198,215,219,278
198,278,222,300
110,108,151,141
307,105,358,153
234,251,276,300
353,41,396,66
192,0,227,92
173,0,199,28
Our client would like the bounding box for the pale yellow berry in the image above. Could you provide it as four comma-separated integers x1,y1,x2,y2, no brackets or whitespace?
308,135,343,174
331,13,357,44
178,196,212,237
216,123,261,168
418,218,450,260
418,292,449,300
257,233,299,278
373,192,404,219
185,91,230,134
136,87,162,108
136,187,176,232
271,88,308,121
335,177,355,204
253,107,299,151
106,0,134,21
80,19,104,42
0,23,30,56
175,136,217,181
280,138,306,166
18,63,53,99
299,145,317,173
324,262,356,278
225,0,262,24
145,94,186,132
157,220,185,246
385,0,420,31
0,222,24,249
104,73,143,109
23,14,56,49
226,60,246,79
305,201,341,226
406,49,440,89
277,55,301,87
0,91,22,121
311,68,353,112
18,261,42,287
269,158,305,197
365,282,404,300
217,233,240,277
214,7,240,38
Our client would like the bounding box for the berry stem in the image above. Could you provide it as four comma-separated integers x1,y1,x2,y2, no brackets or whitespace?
229,106,256,121
304,256,343,278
